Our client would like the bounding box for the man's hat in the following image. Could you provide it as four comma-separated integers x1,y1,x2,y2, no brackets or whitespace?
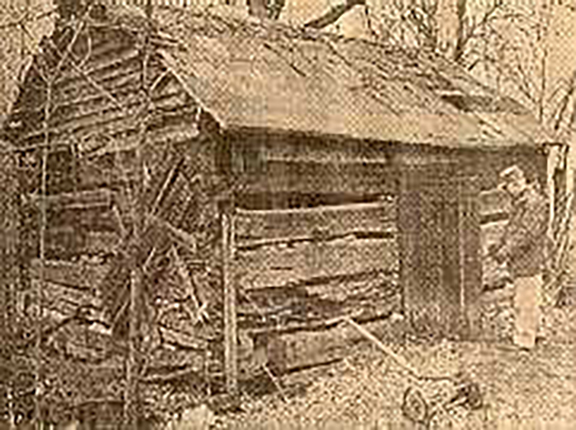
499,165,525,189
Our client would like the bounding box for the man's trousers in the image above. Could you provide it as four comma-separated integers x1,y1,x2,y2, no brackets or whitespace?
513,274,543,349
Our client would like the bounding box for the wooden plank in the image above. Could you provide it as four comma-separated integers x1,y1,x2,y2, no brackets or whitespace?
50,89,186,133
458,179,483,339
35,277,92,301
480,220,507,251
76,124,199,161
71,130,195,192
52,58,143,108
54,73,140,111
221,202,238,396
0,152,19,337
237,237,398,290
235,200,395,243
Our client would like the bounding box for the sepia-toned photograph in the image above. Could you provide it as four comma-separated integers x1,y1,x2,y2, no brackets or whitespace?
1,0,575,428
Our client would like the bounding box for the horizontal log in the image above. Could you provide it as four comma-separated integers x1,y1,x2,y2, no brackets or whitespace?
55,65,141,105
303,269,398,302
50,56,144,108
82,231,121,254
158,326,207,351
237,231,396,250
60,342,108,362
24,188,113,209
77,35,134,63
22,91,189,144
140,364,204,384
239,291,400,333
235,200,396,244
238,271,399,333
46,209,118,233
479,188,510,219
10,73,141,120
241,269,397,302
30,259,110,290
56,55,164,104
240,159,397,195
237,237,398,290
235,188,506,242
35,278,96,302
52,80,186,132
77,124,199,161
52,79,141,121
9,61,168,132
265,310,405,372
56,48,141,90
480,220,507,251
40,296,79,317
32,109,197,162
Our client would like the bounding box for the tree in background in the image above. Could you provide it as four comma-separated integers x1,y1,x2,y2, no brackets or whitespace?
365,0,576,138
0,0,55,124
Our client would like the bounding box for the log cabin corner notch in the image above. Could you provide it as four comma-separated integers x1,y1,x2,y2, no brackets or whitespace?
1,4,567,394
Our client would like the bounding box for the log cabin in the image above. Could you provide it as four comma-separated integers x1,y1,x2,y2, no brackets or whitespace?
0,1,570,403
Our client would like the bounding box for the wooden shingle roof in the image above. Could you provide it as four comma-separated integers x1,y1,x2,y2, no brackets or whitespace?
148,7,551,149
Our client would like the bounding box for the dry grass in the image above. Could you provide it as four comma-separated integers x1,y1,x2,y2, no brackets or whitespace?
214,306,576,429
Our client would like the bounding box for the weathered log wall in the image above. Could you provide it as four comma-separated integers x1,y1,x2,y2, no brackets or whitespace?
235,200,400,336
4,17,224,394
234,186,511,334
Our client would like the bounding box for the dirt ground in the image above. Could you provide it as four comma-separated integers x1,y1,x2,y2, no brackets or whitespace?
211,263,576,429
211,305,576,429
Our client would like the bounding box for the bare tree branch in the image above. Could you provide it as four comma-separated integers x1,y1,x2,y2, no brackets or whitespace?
304,0,366,30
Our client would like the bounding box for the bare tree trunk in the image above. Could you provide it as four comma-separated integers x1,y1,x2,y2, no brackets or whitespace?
35,73,51,429
221,201,238,396
126,2,152,426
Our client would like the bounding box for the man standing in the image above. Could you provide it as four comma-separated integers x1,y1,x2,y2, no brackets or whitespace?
489,165,549,350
